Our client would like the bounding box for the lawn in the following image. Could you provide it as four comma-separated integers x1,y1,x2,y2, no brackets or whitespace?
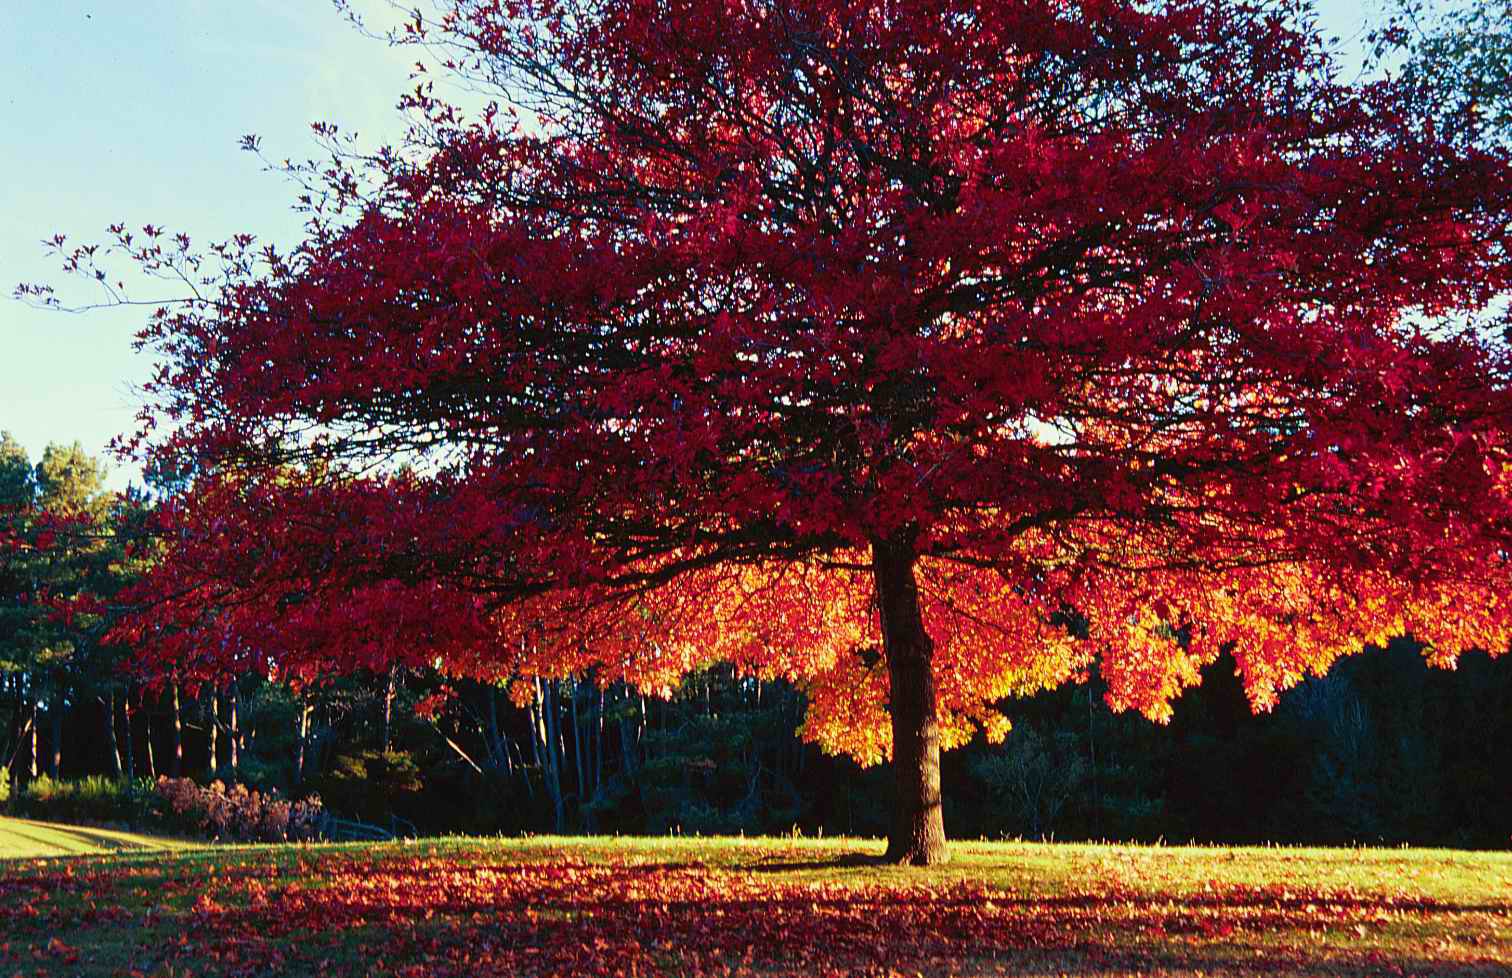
0,834,1507,976
0,815,190,859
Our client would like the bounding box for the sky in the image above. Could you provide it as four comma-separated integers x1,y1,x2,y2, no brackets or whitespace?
2,0,1382,489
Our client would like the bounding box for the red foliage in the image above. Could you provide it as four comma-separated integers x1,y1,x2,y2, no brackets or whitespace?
154,777,325,843
38,1,1512,855
0,848,1505,976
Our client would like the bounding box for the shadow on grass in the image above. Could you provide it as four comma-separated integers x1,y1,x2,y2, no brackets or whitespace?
0,819,168,857
2,845,1507,978
742,851,883,872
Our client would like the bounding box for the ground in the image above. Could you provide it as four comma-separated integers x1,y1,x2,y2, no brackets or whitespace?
0,815,187,859
0,822,1508,976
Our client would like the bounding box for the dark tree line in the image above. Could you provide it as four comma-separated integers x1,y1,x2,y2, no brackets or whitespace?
2,434,1508,847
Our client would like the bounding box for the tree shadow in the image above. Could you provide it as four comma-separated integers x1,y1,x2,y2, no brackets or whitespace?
0,818,165,857
742,852,883,873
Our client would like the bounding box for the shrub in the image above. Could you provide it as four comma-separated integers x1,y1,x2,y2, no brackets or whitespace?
154,777,324,843
0,768,9,810
313,749,424,823
13,775,157,825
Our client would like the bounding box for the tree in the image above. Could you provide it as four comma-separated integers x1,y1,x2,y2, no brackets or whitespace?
1373,0,1512,142
0,433,39,777
40,0,1512,864
0,438,130,779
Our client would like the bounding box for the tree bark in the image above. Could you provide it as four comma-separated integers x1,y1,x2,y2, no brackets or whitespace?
47,689,62,777
382,667,398,753
123,695,134,781
295,698,311,785
169,685,183,777
28,688,39,780
4,675,18,770
872,533,950,866
572,680,587,808
104,690,123,776
228,685,240,778
531,678,566,833
144,708,156,779
207,690,219,774
6,713,35,784
486,688,510,776
594,688,605,794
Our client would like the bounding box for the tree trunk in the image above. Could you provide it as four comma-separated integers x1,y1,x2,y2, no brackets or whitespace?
47,691,62,777
595,688,605,793
171,684,184,777
510,736,533,801
4,675,18,769
104,690,123,776
228,685,240,778
531,678,565,832
549,681,567,831
144,709,156,779
572,680,587,807
6,713,35,784
127,687,153,779
295,698,311,785
207,690,219,774
382,667,398,753
486,687,509,776
123,696,135,781
28,689,38,780
872,533,950,866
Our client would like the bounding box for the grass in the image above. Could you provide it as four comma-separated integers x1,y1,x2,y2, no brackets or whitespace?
0,833,1507,976
0,814,190,859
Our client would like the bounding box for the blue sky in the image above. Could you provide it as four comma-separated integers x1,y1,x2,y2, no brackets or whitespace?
2,0,1380,488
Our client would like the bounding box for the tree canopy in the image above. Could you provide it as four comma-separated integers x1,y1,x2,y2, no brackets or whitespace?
1374,0,1512,142
33,0,1512,863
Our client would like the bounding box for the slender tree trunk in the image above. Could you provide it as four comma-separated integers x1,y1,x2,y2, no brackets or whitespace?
144,709,156,779
4,675,18,768
207,691,219,774
47,690,62,777
531,679,565,832
171,685,184,777
572,680,587,806
28,689,38,780
311,703,328,775
6,712,35,784
549,681,567,830
128,687,153,779
228,684,240,778
486,688,509,776
104,690,123,776
594,688,605,793
574,679,598,833
382,667,398,753
295,698,311,785
872,533,949,866
510,737,533,801
123,696,135,781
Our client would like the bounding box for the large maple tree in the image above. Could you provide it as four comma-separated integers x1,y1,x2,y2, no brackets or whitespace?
40,0,1512,863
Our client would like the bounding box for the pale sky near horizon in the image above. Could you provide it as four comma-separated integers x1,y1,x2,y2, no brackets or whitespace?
2,0,1382,489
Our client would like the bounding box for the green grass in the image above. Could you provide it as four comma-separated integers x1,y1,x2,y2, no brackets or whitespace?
441,834,1512,901
0,833,1508,976
0,814,191,859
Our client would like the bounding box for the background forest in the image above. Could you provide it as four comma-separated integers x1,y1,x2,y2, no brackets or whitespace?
3,433,1508,849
